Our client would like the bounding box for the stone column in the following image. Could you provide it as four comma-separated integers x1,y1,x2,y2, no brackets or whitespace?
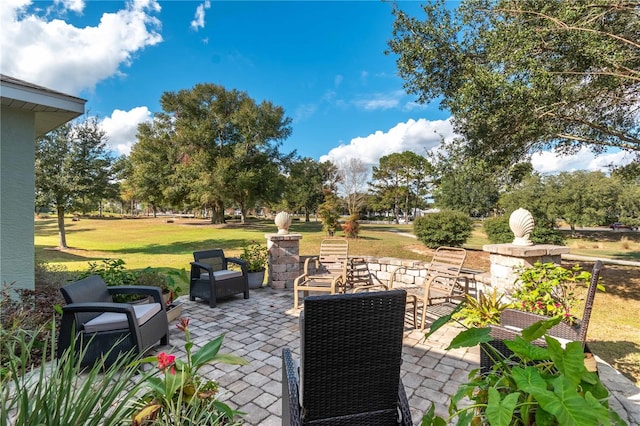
265,233,302,289
482,244,570,293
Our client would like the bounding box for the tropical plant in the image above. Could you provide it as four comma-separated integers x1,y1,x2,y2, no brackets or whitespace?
135,267,186,304
422,308,625,426
1,319,144,425
240,240,269,272
132,318,248,425
512,262,597,323
452,289,513,327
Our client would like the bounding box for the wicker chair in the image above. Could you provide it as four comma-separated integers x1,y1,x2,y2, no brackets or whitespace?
57,275,169,368
190,249,250,308
389,247,468,329
282,290,413,425
481,260,603,373
293,239,349,309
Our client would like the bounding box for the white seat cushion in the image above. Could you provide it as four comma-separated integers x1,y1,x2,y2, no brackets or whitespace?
212,270,243,280
83,303,162,333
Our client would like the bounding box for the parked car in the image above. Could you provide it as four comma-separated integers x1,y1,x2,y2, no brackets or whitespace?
610,222,638,231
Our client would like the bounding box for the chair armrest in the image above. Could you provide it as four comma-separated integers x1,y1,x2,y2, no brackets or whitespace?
190,261,214,273
302,256,318,275
62,301,137,316
282,348,301,426
226,257,248,274
500,309,580,341
108,285,164,304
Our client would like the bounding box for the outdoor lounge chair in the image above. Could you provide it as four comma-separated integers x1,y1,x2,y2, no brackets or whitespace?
190,249,249,307
389,246,468,329
480,260,603,374
293,238,349,309
282,289,413,425
57,275,169,368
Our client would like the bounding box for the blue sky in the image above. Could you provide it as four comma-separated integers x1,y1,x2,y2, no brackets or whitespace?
1,0,630,172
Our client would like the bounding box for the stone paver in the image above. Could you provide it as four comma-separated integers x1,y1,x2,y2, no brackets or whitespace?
154,288,640,425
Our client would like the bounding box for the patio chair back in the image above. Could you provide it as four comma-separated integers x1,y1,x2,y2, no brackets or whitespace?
424,246,467,295
314,238,349,276
193,249,227,272
299,290,407,423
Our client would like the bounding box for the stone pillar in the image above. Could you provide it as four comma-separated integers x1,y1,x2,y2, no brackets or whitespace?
482,244,570,293
266,233,302,289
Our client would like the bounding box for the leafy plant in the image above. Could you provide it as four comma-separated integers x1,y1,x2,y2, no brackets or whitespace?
240,240,269,273
453,289,513,327
340,215,361,238
512,262,597,323
132,317,248,425
422,308,626,426
136,267,186,304
77,258,138,287
413,210,472,248
1,319,145,425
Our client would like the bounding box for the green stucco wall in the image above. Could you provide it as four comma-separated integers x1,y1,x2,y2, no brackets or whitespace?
1,106,36,290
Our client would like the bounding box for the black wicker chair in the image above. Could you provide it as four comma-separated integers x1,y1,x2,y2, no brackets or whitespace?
282,290,413,426
58,275,169,368
190,249,249,307
481,260,603,373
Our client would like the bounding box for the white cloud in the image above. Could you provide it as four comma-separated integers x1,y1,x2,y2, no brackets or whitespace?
0,0,162,95
99,107,152,156
353,90,405,111
320,118,455,166
190,0,210,31
531,148,635,174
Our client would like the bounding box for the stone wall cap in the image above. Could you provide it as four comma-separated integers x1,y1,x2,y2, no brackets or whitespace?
483,243,570,256
265,233,303,241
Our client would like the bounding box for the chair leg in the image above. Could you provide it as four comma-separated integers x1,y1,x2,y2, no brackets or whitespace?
294,288,299,309
420,303,428,330
161,333,169,346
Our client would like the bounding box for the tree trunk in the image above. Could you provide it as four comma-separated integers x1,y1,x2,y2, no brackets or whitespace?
240,203,246,225
57,205,68,249
305,209,310,222
210,201,226,224
152,203,157,218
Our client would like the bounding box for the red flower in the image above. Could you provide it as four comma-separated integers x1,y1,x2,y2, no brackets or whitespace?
157,352,176,372
177,317,190,332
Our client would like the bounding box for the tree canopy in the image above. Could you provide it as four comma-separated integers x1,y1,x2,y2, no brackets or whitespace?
389,0,640,166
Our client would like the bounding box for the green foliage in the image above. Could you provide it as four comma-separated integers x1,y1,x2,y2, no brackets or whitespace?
453,289,513,327
77,258,137,286
132,318,247,425
318,190,341,236
340,215,361,239
483,216,564,245
135,267,185,302
389,0,640,167
282,158,339,221
413,210,472,248
422,313,625,426
240,240,269,272
512,262,595,323
1,321,144,425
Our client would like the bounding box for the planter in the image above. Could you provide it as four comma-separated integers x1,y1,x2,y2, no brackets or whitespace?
166,302,183,322
247,270,266,289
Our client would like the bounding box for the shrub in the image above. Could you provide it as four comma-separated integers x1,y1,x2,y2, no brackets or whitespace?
413,210,472,248
483,216,564,245
240,240,269,272
340,215,360,238
483,216,513,243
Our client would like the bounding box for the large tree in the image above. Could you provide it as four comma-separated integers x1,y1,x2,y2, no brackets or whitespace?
389,0,640,166
157,83,292,223
337,158,369,217
36,116,114,248
283,158,339,221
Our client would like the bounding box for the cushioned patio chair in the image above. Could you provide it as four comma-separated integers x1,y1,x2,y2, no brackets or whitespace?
57,275,169,368
190,249,249,307
481,260,603,373
293,238,349,309
389,246,468,329
282,289,413,425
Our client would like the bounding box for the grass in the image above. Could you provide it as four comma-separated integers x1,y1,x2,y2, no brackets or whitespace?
35,215,640,385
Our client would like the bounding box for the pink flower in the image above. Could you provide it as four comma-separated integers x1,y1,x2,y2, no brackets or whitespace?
177,317,190,332
157,352,176,372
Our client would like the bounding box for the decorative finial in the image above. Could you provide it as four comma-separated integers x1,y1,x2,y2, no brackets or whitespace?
274,211,292,235
509,208,535,246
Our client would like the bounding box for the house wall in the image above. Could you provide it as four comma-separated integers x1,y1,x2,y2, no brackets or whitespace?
1,106,36,290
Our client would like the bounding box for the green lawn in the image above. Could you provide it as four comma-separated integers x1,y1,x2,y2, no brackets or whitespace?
35,215,640,385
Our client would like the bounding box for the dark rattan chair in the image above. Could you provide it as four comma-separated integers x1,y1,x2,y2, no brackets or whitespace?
282,290,413,426
481,260,603,373
190,249,249,307
58,275,169,367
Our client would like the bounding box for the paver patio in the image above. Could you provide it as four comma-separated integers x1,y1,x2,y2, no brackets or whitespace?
157,288,640,425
